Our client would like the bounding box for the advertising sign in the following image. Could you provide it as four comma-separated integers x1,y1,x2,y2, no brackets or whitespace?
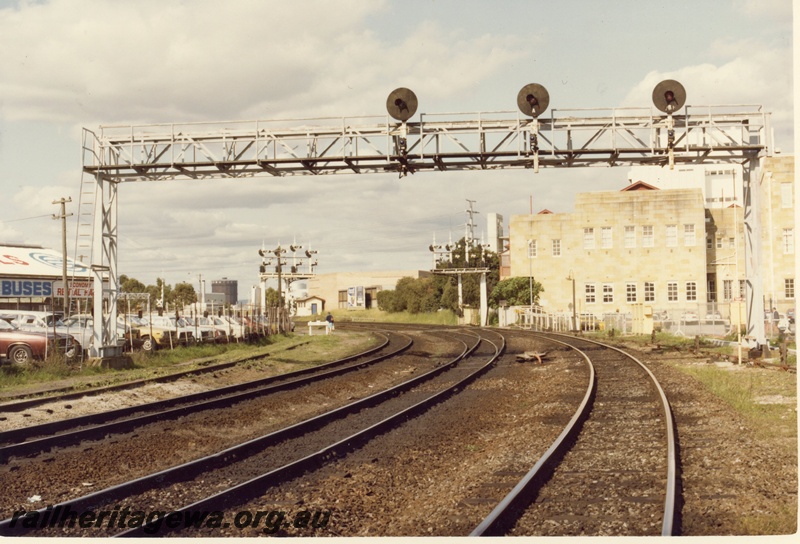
53,280,95,299
0,279,53,298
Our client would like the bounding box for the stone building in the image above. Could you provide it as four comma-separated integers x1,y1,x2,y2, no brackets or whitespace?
507,156,795,321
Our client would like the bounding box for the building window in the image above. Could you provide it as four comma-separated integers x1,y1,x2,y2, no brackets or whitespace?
783,228,794,254
552,239,561,257
626,283,637,303
716,237,723,249
739,280,746,300
686,281,697,301
603,284,614,303
583,228,595,250
707,276,717,302
644,282,655,302
666,225,677,247
684,224,696,246
729,237,735,248
642,225,654,247
624,225,635,248
781,182,793,208
601,227,613,249
706,237,713,249
585,284,596,304
667,282,678,302
527,239,537,258
723,280,733,301
786,278,795,299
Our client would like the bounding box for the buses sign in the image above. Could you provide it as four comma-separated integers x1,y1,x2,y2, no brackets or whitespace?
0,279,53,298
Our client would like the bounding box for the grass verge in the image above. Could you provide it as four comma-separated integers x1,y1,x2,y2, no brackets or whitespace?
0,332,380,394
298,308,458,326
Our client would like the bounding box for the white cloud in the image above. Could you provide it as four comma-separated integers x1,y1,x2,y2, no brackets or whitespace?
621,38,793,148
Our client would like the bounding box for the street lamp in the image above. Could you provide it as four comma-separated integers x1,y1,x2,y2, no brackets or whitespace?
566,271,577,333
527,239,534,308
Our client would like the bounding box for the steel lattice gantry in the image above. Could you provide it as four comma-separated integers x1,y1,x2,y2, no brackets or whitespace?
81,105,772,356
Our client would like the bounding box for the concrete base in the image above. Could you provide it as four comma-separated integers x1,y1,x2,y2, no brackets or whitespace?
88,355,134,370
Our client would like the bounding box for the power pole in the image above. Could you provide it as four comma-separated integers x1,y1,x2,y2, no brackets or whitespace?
52,197,73,313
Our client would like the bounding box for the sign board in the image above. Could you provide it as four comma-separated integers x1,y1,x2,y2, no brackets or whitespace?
347,286,365,310
0,246,90,278
0,279,53,298
53,280,95,299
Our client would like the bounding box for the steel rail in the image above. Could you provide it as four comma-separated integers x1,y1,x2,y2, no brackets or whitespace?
0,340,319,411
0,329,489,537
113,329,504,537
471,332,678,537
470,334,596,536
550,333,679,536
0,331,408,461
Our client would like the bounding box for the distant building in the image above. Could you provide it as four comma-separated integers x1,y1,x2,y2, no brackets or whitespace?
486,212,505,254
211,278,238,305
307,270,432,311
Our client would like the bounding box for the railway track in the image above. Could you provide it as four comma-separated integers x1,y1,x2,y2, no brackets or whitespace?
472,332,678,537
0,327,502,537
0,331,410,461
0,325,679,537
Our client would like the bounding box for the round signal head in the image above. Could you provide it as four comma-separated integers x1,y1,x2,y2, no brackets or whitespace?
386,87,418,121
517,83,550,117
652,79,686,113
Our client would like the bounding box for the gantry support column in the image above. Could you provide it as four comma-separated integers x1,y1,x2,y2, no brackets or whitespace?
90,173,121,358
743,157,766,347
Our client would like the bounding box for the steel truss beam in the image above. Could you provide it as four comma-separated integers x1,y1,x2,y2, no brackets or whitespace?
83,106,770,180
82,105,772,355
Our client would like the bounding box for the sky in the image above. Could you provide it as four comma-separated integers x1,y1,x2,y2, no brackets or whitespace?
0,0,794,294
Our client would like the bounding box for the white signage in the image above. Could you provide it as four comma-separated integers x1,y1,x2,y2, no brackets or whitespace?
53,280,95,299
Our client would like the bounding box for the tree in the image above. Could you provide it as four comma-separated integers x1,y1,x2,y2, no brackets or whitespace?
120,275,147,294
489,276,544,308
434,238,500,313
264,287,281,308
170,282,197,309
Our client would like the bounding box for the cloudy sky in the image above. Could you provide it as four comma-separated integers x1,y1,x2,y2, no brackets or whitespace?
0,0,793,293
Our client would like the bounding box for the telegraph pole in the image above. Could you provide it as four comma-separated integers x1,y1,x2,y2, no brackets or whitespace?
52,197,73,313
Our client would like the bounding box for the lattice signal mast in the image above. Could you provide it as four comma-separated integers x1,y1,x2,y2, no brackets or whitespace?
81,81,772,357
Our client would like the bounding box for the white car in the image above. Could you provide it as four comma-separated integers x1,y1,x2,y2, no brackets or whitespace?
183,316,227,343
141,315,196,347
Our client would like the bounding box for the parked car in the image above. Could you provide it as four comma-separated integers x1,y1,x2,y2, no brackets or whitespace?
681,311,699,322
212,316,245,340
134,315,195,351
787,308,795,324
182,316,227,343
61,314,144,352
0,318,75,365
0,311,82,358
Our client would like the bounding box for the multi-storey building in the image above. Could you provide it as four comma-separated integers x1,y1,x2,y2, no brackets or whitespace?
507,156,795,321
211,278,238,306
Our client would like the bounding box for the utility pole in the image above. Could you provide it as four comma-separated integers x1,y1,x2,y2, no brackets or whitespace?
465,199,478,259
52,197,73,313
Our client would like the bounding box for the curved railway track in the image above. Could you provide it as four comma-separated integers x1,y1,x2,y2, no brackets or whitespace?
0,325,680,537
472,331,678,537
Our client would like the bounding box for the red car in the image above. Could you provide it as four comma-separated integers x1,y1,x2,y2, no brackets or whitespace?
0,318,75,365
